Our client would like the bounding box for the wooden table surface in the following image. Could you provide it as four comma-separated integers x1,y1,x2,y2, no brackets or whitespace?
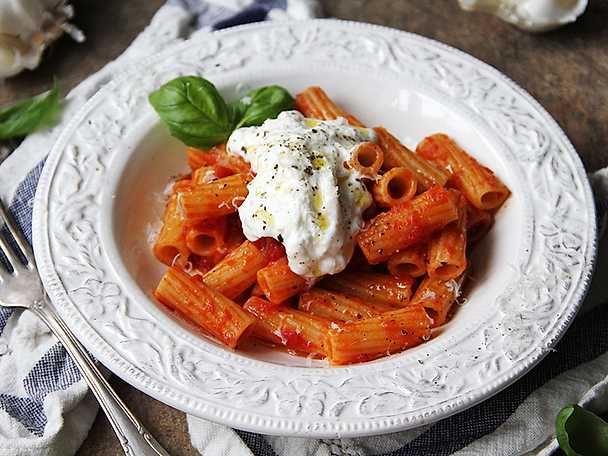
0,1,605,455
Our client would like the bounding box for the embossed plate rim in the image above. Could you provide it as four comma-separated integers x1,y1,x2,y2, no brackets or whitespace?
33,19,597,437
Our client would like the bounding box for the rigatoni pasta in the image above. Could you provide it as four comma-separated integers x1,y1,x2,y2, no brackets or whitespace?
374,127,449,190
410,275,462,327
154,192,190,267
294,86,364,127
349,142,384,176
202,240,269,299
151,85,509,365
466,203,494,244
321,271,415,307
372,167,417,208
328,307,432,364
187,144,250,175
185,217,227,257
298,288,392,322
426,190,468,280
387,244,427,279
244,296,332,357
155,267,255,348
416,133,510,210
257,257,308,304
357,185,459,264
180,174,248,223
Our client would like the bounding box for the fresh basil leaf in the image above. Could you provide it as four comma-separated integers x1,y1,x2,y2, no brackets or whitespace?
0,86,61,140
149,76,233,149
228,98,249,128
232,85,294,129
557,404,608,456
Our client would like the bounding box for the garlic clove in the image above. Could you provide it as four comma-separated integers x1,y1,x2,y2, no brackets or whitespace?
0,0,84,79
459,0,588,33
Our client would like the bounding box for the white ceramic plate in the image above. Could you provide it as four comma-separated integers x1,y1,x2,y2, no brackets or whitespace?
33,20,597,437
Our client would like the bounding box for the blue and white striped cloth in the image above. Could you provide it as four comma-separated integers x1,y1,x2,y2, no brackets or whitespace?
0,1,606,455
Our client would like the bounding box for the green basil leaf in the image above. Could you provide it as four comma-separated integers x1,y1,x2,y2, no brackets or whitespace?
228,98,249,127
557,405,608,456
0,86,61,140
149,76,233,149
232,85,294,129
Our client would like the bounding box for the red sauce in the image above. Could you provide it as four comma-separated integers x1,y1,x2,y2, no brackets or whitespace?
254,237,286,262
416,135,449,162
213,164,235,178
279,328,312,352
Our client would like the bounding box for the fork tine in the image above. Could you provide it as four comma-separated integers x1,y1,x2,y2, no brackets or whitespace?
0,232,23,272
0,199,34,266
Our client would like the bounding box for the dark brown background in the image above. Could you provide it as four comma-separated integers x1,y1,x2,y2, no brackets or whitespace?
0,1,605,454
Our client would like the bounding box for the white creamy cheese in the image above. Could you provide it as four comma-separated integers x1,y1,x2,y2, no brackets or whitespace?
227,111,376,278
459,0,587,32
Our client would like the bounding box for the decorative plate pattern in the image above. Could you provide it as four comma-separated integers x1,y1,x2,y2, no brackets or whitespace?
32,20,597,437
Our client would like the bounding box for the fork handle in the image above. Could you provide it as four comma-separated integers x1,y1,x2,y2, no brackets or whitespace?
32,297,171,456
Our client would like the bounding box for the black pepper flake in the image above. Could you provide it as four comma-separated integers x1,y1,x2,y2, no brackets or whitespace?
278,234,284,242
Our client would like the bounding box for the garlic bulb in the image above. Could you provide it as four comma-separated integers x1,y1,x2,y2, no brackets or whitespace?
459,0,588,33
0,0,84,79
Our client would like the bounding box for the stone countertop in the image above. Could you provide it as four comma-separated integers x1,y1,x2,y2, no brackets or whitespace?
0,1,605,455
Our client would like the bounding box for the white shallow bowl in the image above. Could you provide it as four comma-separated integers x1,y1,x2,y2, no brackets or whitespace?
33,19,597,437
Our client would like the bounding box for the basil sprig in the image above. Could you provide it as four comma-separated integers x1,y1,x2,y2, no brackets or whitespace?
0,86,61,140
556,404,608,456
149,76,293,149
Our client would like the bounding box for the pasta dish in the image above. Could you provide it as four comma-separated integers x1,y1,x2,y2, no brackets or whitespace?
149,83,510,365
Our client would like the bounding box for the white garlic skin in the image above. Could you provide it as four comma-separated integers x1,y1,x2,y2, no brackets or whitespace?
459,0,588,33
0,0,84,78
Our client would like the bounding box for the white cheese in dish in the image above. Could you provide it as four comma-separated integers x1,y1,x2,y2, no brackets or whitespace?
227,111,376,278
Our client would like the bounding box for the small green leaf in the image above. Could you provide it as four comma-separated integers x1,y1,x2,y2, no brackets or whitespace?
232,85,294,129
149,76,233,149
0,86,61,140
556,404,608,456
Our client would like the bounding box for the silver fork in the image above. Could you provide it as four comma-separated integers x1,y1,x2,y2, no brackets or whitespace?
0,199,171,456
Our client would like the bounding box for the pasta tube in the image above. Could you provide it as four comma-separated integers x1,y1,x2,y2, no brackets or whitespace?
349,142,384,176
466,203,494,244
387,244,427,279
257,257,307,304
416,133,510,210
328,306,432,364
321,271,414,307
295,86,364,126
298,288,392,322
427,190,468,280
410,275,461,327
203,240,269,299
185,217,227,256
372,167,417,207
187,144,250,175
155,267,255,348
357,185,459,264
154,193,190,267
244,296,332,357
181,174,248,223
374,127,449,190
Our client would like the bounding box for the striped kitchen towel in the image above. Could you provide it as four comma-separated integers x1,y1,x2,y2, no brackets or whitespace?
0,1,606,455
